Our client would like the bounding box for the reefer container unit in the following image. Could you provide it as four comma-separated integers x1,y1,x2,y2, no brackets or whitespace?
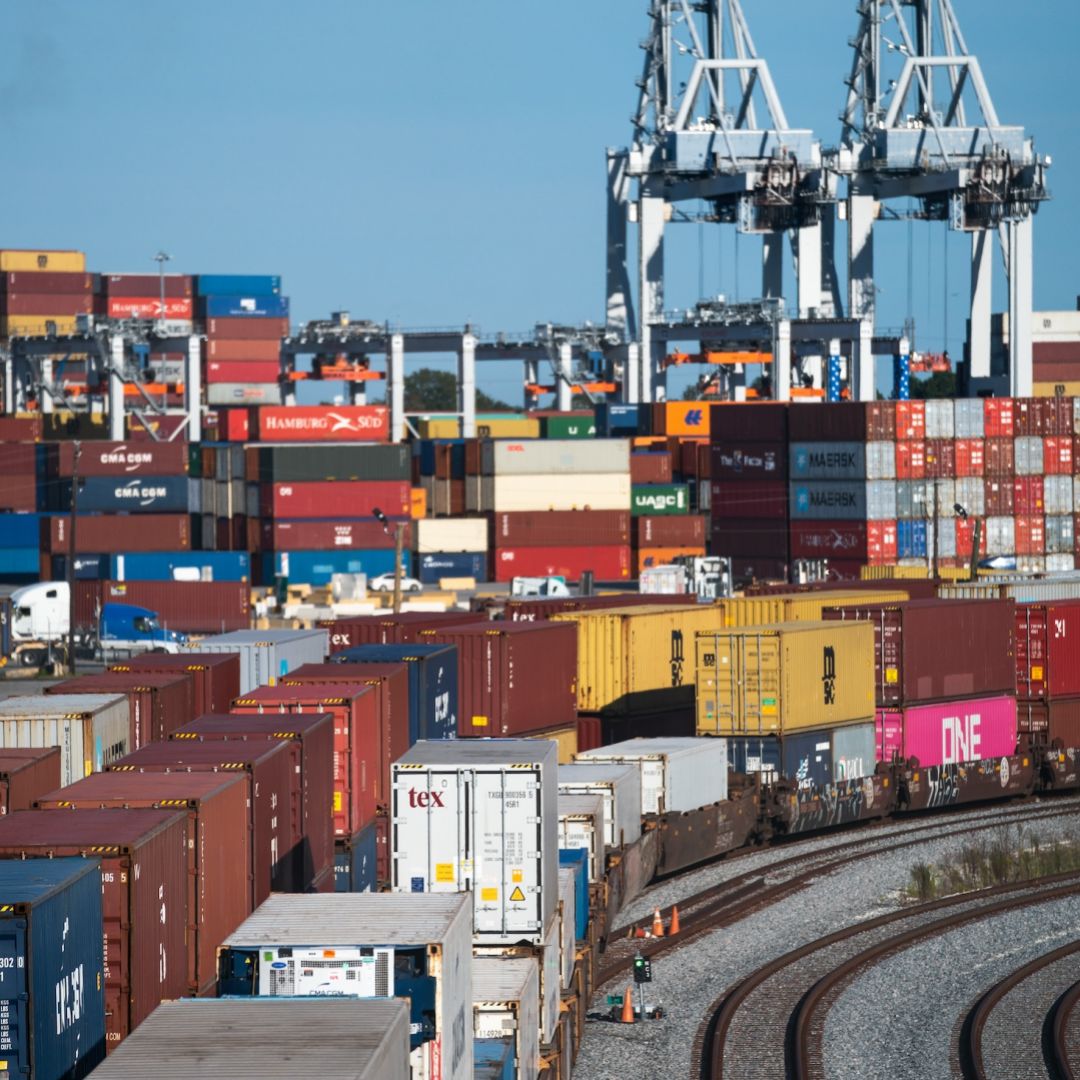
423,622,578,737
217,893,472,1080
170,711,334,890
245,443,409,482
821,599,1016,706
0,808,188,1050
0,747,61,814
0,858,106,1080
557,792,606,884
417,517,490,553
183,628,328,694
481,439,628,475
109,651,241,716
36,771,251,997
391,740,559,945
322,610,487,651
551,605,724,716
875,695,1018,767
694,621,876,736
0,694,130,786
557,869,577,990
86,998,410,1080
109,740,295,904
576,737,728,812
473,957,540,1080
478,473,632,513
490,510,630,548
557,763,642,849
1014,602,1080,699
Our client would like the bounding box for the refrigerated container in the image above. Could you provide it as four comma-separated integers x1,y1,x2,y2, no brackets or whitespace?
184,628,328,693
557,762,641,848
480,473,632,512
473,957,540,1080
481,439,628,475
557,793,606,885
0,747,61,814
417,517,490,552
557,868,576,989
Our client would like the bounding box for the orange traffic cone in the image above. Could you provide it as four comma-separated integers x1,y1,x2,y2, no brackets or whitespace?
669,905,680,935
621,985,635,1024
634,926,647,939
651,907,665,937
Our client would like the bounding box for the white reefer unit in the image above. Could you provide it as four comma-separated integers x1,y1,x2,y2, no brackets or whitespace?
576,737,728,813
557,793,606,885
0,694,131,785
472,957,540,1080
557,763,641,848
392,740,558,946
217,893,473,1080
184,628,329,694
557,868,576,991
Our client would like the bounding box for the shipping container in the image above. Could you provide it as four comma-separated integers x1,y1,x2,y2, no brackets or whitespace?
631,483,690,516
269,549,410,587
894,440,926,480
953,399,986,438
477,473,631,513
323,610,486,651
0,250,85,273
631,451,673,485
491,544,631,582
74,580,250,634
924,439,956,479
715,588,911,628
258,518,403,551
203,294,289,319
44,513,191,553
789,480,896,521
489,510,630,548
557,867,576,989
694,621,875,736
0,808,188,1049
1017,698,1080,747
36,770,251,996
335,819,378,892
636,514,707,548
576,736,728,812
473,958,540,1080
711,402,789,442
110,652,240,716
983,398,1015,438
875,695,1018,767
86,998,410,1079
0,747,61,815
711,517,790,560
789,520,897,564
250,406,389,443
1014,602,1080,699
418,552,487,583
1046,515,1075,555
259,480,409,519
557,793,606,884
197,274,281,297
0,858,105,1079
559,845,589,940
206,316,289,340
47,476,195,514
710,442,787,481
417,517,489,553
47,441,188,478
924,399,954,439
789,442,868,481
557,762,641,848
391,740,558,945
217,893,472,1080
208,383,283,406
481,439,627,476
183,629,327,694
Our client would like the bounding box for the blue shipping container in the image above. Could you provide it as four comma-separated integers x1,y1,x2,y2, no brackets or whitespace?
110,551,250,582
0,514,40,549
595,402,640,436
48,477,196,514
728,734,832,789
558,848,589,940
474,1038,515,1080
271,549,410,587
50,554,108,580
203,295,290,319
0,858,106,1080
897,519,928,560
0,548,40,576
334,643,458,744
418,552,486,584
333,820,378,893
196,274,281,297
414,439,466,478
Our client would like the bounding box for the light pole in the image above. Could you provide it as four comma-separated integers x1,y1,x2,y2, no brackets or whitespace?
153,251,171,328
372,507,405,615
954,503,981,582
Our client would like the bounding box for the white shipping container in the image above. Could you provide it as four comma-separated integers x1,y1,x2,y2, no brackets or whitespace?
1045,477,1074,516
482,439,629,476
865,442,896,480
557,868,576,991
481,474,632,513
557,763,641,849
207,382,283,406
557,793,606,884
929,479,957,519
472,957,540,1080
930,520,956,559
698,479,711,512
1014,437,1044,476
416,518,489,554
185,628,329,694
1017,556,1047,574
0,694,130,785
985,516,1015,557
924,399,955,438
954,477,985,518
1045,516,1075,555
576,737,728,813
217,893,473,1080
953,399,985,438
895,480,928,521
1046,554,1077,573
392,740,558,945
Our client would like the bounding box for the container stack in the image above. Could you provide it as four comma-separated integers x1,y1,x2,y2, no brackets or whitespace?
0,250,89,338
415,517,488,583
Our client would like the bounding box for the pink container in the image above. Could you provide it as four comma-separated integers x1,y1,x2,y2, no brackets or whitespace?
875,695,1018,768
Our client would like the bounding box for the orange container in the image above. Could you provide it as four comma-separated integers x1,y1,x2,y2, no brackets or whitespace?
207,338,281,362
651,402,711,437
410,487,428,520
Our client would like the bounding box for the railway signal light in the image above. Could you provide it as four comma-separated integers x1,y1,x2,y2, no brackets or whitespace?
633,955,652,984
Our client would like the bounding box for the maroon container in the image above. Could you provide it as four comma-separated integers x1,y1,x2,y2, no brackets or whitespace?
711,517,791,559
103,273,192,297
259,481,410,519
0,748,61,814
730,556,790,583
45,672,194,748
423,621,578,737
576,714,602,753
0,417,41,441
206,316,289,340
1014,476,1045,516
710,480,789,520
711,403,788,443
710,442,787,481
501,593,697,622
110,653,241,716
1017,698,1080,746
171,712,334,889
46,513,191,553
48,440,189,477
259,519,402,551
322,610,488,652
0,442,36,511
3,270,93,294
36,771,251,996
0,807,189,1048
984,477,1014,516
490,510,631,548
787,402,873,443
630,453,673,485
74,581,250,633
635,515,707,548
822,598,1017,707
924,439,956,479
789,520,873,560
3,293,93,315
109,739,296,904
1014,603,1080,700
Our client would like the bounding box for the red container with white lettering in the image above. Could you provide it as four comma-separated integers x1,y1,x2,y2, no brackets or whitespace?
875,695,1018,767
206,360,281,383
984,398,1015,437
259,481,409,518
48,441,189,477
954,438,985,477
894,401,926,441
894,440,926,479
491,545,631,582
251,405,389,442
1044,435,1073,475
1015,515,1046,556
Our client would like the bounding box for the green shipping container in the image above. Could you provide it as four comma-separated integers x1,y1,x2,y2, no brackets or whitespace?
631,484,690,516
542,415,596,439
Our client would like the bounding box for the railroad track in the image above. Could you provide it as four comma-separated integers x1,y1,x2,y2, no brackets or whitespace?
1049,979,1080,1080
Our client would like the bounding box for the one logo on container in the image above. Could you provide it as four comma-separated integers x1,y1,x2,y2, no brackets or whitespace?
942,712,981,764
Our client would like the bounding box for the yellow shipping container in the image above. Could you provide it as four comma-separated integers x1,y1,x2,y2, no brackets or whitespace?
410,487,427,520
552,604,726,714
2,315,81,337
0,249,86,273
476,418,540,438
1035,382,1080,397
416,418,460,438
695,620,875,736
529,725,578,764
718,588,909,628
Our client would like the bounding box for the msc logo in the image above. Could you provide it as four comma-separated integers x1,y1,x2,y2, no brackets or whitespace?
670,630,685,687
822,647,836,705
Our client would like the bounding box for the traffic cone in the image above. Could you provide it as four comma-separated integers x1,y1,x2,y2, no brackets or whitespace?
669,905,680,936
634,926,647,939
621,986,635,1024
651,907,665,937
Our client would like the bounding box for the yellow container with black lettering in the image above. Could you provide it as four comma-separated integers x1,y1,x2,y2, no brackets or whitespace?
0,249,86,272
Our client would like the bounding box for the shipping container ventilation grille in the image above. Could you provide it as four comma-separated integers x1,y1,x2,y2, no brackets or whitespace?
269,966,295,996
375,951,390,997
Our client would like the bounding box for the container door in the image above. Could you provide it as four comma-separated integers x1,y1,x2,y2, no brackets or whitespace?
393,767,466,896
0,917,29,1076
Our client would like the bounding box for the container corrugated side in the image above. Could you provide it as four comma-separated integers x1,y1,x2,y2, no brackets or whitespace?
557,762,641,848
184,629,328,694
482,473,631,513
0,747,62,814
557,868,576,990
473,957,540,1080
557,793,606,884
715,589,910,628
416,517,490,553
481,439,628,476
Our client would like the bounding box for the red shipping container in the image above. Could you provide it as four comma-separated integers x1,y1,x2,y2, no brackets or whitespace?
1014,476,1045,515
321,610,488,652
215,408,251,442
984,479,1014,516
710,442,787,481
983,398,1015,437
104,274,191,297
106,297,194,320
1044,436,1073,475
46,672,194,748
206,338,281,362
984,438,1016,478
954,438,985,477
924,439,955,479
74,580,250,633
1015,515,1046,556
49,440,189,478
0,417,41,441
630,453,672,485
206,360,281,383
1015,603,1080,700
875,695,1017,767
47,513,190,553
4,292,93,315
252,405,389,443
37,771,251,996
424,621,578,737
0,442,36,511
635,515,707,548
894,440,926,480
172,712,334,888
260,480,409,519
502,594,698,623
206,316,289,340
576,714,602,753
955,516,987,563
4,270,93,294
490,510,630,548
895,401,927,441
111,652,241,717
110,739,296,904
0,808,189,1048
710,480,789,520
230,684,381,840
259,519,402,551
492,545,631,582
712,518,790,559
1017,699,1080,746
0,748,61,814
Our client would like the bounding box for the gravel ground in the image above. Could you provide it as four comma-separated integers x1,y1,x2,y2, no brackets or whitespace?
824,894,1080,1080
573,806,1080,1080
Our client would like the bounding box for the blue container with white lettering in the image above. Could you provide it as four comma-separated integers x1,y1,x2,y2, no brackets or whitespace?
50,554,108,580
108,551,250,582
202,295,289,319
418,552,486,584
595,402,640,436
270,549,410,587
46,476,196,514
195,274,281,297
0,858,106,1080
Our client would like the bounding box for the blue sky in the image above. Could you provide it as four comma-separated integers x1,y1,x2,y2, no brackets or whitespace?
2,1,1076,403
